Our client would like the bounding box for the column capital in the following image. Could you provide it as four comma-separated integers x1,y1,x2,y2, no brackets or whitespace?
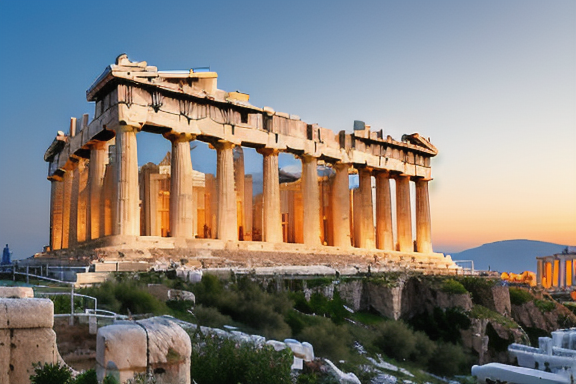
300,154,318,163
412,176,433,182
163,131,196,143
113,124,141,133
332,162,350,172
257,147,280,156
210,139,235,151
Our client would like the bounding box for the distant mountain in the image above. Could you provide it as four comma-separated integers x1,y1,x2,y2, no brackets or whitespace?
447,239,569,273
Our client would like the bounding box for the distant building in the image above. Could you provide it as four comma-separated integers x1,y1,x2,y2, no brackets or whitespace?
537,247,576,290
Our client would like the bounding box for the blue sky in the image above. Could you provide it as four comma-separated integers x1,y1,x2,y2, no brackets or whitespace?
0,0,574,258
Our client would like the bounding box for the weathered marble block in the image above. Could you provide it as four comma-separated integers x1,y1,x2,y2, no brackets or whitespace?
97,317,191,384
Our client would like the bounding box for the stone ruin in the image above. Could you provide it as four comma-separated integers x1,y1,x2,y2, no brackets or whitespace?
97,317,191,384
0,287,61,384
37,54,460,277
0,287,191,384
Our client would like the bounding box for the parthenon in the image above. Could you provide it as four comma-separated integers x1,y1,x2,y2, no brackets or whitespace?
42,54,458,274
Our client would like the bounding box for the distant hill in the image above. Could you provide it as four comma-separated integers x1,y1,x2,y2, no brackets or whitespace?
447,239,569,273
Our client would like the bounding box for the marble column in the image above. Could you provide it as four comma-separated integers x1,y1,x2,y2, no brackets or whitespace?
358,168,375,249
76,160,90,243
89,142,107,240
375,172,394,251
301,155,321,246
69,166,80,247
215,141,237,241
415,178,433,253
396,174,413,252
259,148,282,243
331,163,351,248
537,259,544,287
50,180,64,251
166,133,195,238
234,146,246,240
114,125,140,236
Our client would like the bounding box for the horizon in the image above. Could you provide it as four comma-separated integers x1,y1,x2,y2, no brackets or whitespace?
1,0,574,259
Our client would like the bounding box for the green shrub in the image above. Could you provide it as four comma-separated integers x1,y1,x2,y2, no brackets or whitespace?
509,287,533,305
297,316,352,361
74,369,98,384
374,320,417,361
427,342,469,376
190,335,293,384
30,362,72,384
79,280,168,315
192,275,293,340
441,279,468,294
193,305,234,328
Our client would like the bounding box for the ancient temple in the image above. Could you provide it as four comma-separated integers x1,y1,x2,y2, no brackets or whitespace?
43,54,457,273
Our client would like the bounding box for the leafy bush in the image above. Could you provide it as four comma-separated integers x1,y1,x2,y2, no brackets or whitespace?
192,275,292,340
427,341,470,376
374,320,417,361
30,362,72,384
193,304,234,328
509,287,533,305
297,316,352,361
441,279,468,294
74,369,98,384
31,364,99,384
189,335,293,384
79,280,168,315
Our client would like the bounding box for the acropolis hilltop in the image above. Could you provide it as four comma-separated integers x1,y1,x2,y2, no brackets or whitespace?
38,54,459,279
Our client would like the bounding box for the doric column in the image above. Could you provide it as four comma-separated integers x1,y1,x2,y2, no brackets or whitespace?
165,132,195,238
357,168,375,249
89,141,107,240
331,163,351,248
301,155,321,246
375,172,394,251
76,160,90,243
559,258,566,289
258,148,282,243
114,125,140,236
215,141,237,241
536,259,544,287
396,174,413,252
234,146,246,240
244,175,253,241
69,166,80,247
50,180,64,251
415,178,433,253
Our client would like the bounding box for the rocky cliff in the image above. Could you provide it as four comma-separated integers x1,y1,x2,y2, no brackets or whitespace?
302,274,576,366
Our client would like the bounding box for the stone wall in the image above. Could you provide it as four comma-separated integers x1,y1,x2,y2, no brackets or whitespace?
0,287,61,384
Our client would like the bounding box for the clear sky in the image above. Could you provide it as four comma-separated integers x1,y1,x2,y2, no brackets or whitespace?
0,0,574,258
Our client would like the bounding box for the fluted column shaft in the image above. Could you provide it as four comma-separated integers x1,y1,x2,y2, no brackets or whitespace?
168,133,195,238
415,178,433,253
216,141,237,241
396,175,413,252
301,155,321,246
331,163,351,248
69,167,80,247
358,168,375,249
259,148,282,243
89,142,107,240
114,125,140,236
50,180,64,250
376,172,394,251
